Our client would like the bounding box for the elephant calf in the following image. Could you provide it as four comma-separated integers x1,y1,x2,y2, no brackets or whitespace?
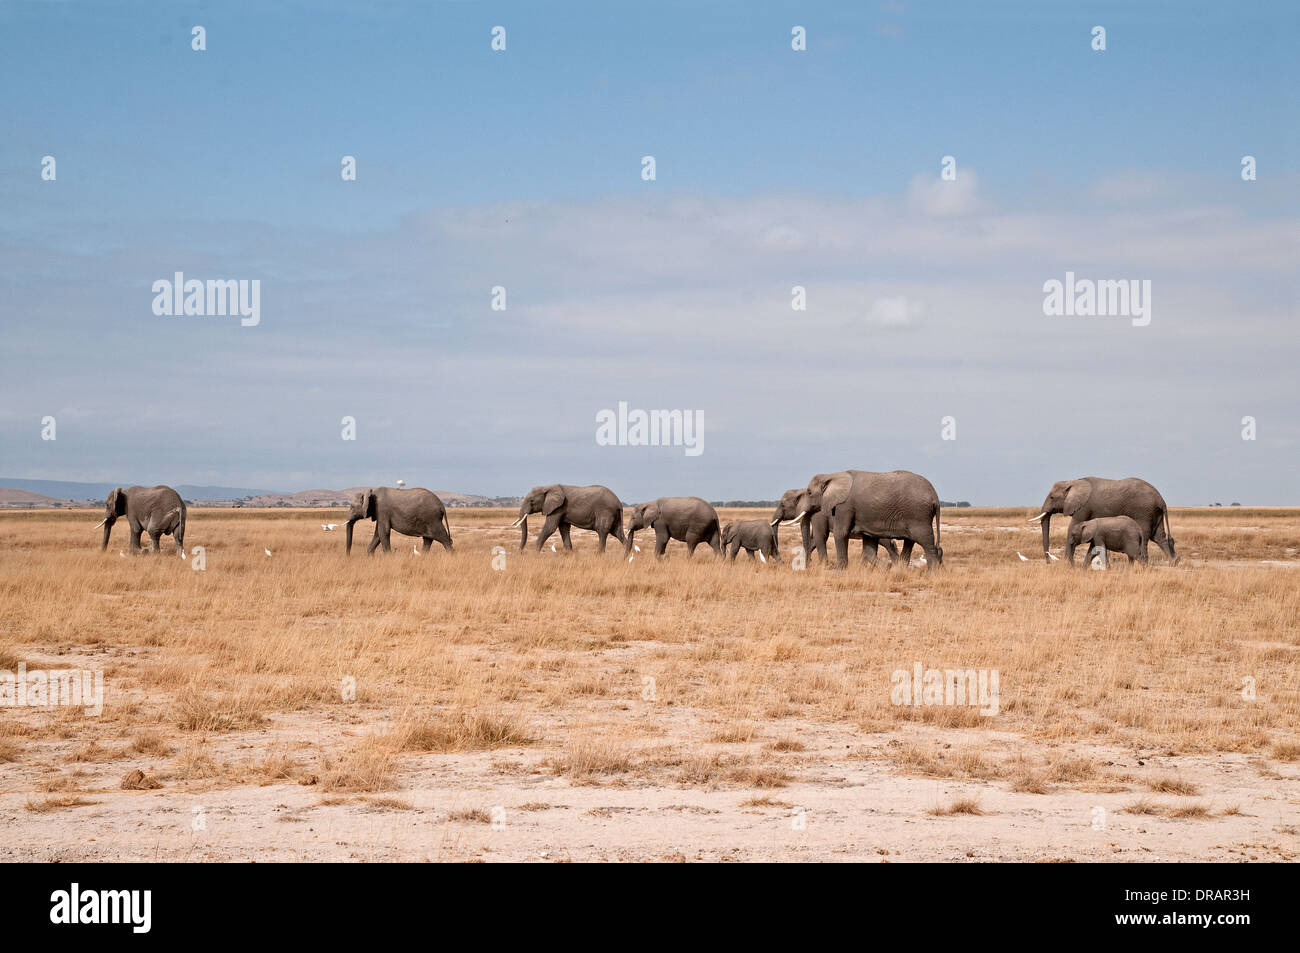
626,497,721,558
346,487,453,555
721,520,780,564
1067,516,1148,568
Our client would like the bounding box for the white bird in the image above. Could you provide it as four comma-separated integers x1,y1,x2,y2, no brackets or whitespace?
627,554,634,563
396,480,406,487
180,550,187,560
1047,551,1060,562
413,544,421,555
550,543,557,552
634,545,641,553
265,549,272,557
322,523,338,531
118,551,125,558
758,551,766,563
1017,552,1029,561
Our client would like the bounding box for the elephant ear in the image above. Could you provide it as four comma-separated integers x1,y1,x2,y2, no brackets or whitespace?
721,522,733,540
107,487,125,515
821,472,853,513
543,486,566,515
365,490,377,519
644,502,661,525
1063,481,1092,516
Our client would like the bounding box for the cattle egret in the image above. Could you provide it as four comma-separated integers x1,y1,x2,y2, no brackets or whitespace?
118,551,125,557
1017,552,1029,561
550,543,557,552
396,480,406,487
1047,551,1060,562
180,550,187,560
627,554,634,563
413,544,421,555
265,549,272,557
322,524,338,531
758,551,766,563
634,545,641,553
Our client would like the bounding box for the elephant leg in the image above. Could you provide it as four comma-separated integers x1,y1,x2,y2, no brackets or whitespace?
558,523,573,551
831,525,850,570
858,534,875,565
919,538,941,571
686,537,700,557
148,531,163,553
896,539,915,567
744,547,756,561
422,537,433,552
596,530,608,552
432,522,453,551
654,526,669,558
129,524,144,554
367,530,382,555
380,524,392,553
1152,532,1176,563
726,540,738,560
611,525,627,547
535,514,562,552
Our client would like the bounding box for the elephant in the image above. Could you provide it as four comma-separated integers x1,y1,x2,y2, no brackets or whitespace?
96,485,186,555
721,519,781,563
625,497,721,558
805,470,943,571
1066,516,1148,568
511,484,627,552
771,487,903,566
1030,477,1176,565
346,487,452,555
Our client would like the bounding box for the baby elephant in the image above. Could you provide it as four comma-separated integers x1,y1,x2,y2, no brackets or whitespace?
721,520,781,564
1067,516,1148,568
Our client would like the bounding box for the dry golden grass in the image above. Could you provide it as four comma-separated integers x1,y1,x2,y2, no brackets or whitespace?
929,796,985,816
0,506,1297,802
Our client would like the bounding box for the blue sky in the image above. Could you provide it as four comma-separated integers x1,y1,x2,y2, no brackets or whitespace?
1,1,1296,503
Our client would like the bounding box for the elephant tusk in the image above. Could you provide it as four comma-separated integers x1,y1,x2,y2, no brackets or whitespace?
769,517,781,526
1027,512,1048,522
508,516,527,528
93,518,107,528
780,511,806,527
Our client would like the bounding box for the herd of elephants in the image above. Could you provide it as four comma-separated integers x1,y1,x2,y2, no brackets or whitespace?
93,472,1180,570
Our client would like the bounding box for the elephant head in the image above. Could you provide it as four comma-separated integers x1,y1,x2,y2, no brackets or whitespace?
512,485,565,550
806,472,852,517
96,487,127,550
720,521,735,546
345,490,376,555
1029,479,1093,559
772,488,815,553
624,500,661,553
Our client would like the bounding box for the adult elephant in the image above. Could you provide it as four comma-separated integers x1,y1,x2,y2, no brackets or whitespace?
346,487,452,555
805,470,942,571
511,484,626,552
96,485,186,555
625,497,721,558
771,487,902,566
1029,477,1176,564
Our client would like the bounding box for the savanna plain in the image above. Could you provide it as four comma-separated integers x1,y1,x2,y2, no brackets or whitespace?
1,507,1297,862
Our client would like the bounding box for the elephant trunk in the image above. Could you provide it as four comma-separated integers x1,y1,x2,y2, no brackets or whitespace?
1040,513,1052,561
624,525,635,555
345,518,357,555
518,514,529,551
100,515,114,551
801,516,812,557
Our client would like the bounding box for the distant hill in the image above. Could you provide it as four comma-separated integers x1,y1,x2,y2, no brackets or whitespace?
0,487,78,507
0,478,273,502
240,489,521,508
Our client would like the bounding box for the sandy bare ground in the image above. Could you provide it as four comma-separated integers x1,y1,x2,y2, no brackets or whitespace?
3,712,1296,862
1,507,1297,862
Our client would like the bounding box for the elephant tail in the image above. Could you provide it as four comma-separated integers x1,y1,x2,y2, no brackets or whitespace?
933,502,941,549
442,510,452,539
